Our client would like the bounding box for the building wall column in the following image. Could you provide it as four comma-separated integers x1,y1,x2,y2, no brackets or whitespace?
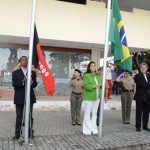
91,49,101,70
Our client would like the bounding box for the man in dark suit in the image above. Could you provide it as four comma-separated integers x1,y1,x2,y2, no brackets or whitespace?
12,56,37,139
134,63,150,132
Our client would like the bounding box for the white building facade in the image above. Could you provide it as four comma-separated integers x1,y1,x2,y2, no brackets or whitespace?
0,0,150,98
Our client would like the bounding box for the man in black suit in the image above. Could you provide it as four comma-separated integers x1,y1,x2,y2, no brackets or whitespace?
134,63,150,132
12,56,37,139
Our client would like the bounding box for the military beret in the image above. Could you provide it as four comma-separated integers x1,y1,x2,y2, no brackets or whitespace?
75,69,82,74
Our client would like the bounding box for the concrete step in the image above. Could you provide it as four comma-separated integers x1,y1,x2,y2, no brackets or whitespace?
0,95,136,111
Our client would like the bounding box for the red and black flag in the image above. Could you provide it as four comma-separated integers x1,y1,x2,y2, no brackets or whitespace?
32,26,55,96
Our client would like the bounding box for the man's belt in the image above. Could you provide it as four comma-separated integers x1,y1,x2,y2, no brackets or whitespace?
122,89,133,92
72,92,82,95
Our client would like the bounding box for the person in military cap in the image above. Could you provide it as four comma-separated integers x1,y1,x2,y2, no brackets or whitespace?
68,69,84,126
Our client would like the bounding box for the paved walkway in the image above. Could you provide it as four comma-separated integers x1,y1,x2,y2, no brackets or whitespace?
1,109,150,150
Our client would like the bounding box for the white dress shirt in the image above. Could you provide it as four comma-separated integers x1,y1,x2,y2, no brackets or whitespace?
21,67,27,76
143,73,148,82
106,67,112,80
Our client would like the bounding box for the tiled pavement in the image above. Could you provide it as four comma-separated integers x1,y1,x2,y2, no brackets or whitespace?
1,109,150,150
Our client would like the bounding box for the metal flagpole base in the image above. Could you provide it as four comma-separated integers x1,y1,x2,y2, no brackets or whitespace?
18,139,34,146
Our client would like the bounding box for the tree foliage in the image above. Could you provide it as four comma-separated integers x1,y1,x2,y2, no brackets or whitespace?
7,49,18,72
48,52,90,78
132,50,150,72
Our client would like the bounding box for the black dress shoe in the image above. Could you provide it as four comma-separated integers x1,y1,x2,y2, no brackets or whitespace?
143,127,150,131
124,121,130,124
13,136,20,140
96,123,103,127
136,128,141,132
72,122,76,126
77,123,81,126
76,121,81,126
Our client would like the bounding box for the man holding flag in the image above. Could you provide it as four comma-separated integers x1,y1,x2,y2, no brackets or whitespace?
12,25,55,141
12,56,37,140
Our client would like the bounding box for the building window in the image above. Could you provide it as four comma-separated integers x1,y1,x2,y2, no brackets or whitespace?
0,46,91,97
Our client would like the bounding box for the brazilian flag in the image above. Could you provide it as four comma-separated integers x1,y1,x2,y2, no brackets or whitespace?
109,0,132,73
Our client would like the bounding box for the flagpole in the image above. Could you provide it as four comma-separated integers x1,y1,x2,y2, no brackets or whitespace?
98,0,112,138
24,0,37,144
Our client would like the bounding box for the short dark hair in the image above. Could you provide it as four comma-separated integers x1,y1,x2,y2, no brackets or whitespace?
18,56,28,62
140,63,148,68
75,69,82,74
85,61,96,73
98,67,103,72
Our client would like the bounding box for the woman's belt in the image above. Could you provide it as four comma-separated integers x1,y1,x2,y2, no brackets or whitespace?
122,89,133,92
72,92,82,95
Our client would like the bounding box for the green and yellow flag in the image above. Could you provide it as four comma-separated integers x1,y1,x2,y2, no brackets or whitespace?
109,0,132,73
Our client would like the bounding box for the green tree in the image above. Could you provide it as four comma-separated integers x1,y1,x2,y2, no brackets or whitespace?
132,50,150,72
7,49,18,72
